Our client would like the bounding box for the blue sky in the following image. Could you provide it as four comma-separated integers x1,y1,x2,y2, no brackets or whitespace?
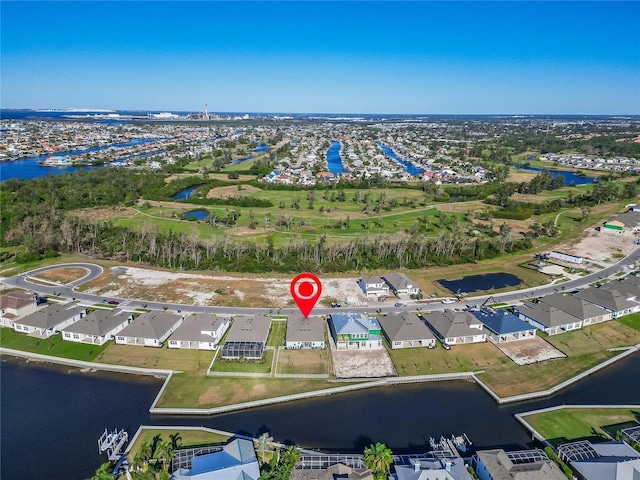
2,1,639,114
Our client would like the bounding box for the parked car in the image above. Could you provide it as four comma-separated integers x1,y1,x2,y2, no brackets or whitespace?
108,300,119,305
441,299,455,304
394,302,405,307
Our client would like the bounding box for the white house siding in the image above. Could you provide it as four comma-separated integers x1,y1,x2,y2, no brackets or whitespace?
392,339,435,349
62,319,129,345
285,340,325,349
446,334,486,345
15,312,84,338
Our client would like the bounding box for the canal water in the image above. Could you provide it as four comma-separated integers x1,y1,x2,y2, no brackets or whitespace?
377,142,425,175
0,138,160,181
2,351,639,480
326,141,347,174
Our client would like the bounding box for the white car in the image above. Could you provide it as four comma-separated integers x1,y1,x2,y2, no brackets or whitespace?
441,299,455,304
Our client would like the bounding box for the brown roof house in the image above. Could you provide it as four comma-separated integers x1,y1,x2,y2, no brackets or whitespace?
0,291,37,328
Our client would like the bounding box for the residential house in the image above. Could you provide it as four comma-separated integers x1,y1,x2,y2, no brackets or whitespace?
13,303,86,338
471,308,537,343
421,310,486,346
557,440,640,480
528,293,611,332
382,273,420,297
378,312,436,349
574,287,640,319
358,276,390,300
293,454,373,480
0,291,37,328
285,313,325,349
61,309,132,345
115,311,183,347
604,275,640,300
328,311,383,350
514,301,585,336
221,314,272,359
172,438,260,480
473,448,566,480
394,456,472,480
168,314,230,350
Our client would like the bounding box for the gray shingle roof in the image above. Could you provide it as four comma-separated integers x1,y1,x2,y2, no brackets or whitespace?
225,314,271,343
382,272,415,291
422,309,483,340
62,310,130,336
169,314,228,343
378,312,435,342
17,303,84,329
286,313,324,343
0,292,35,310
540,293,610,320
518,302,582,328
118,311,181,340
574,287,640,312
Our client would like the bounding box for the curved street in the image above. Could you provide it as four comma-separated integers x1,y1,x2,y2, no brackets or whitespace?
3,246,640,317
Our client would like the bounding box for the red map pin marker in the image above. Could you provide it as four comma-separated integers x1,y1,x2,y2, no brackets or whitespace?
290,273,322,318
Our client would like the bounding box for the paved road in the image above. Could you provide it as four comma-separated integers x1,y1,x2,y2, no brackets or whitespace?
2,247,640,316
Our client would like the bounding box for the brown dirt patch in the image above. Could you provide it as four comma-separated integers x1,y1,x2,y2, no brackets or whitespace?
83,266,366,308
206,185,263,199
495,337,566,366
198,386,224,406
31,267,89,284
72,207,137,221
552,229,637,265
225,226,270,236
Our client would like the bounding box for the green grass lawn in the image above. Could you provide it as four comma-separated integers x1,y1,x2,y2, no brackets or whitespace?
387,341,508,376
127,427,231,461
155,374,345,408
0,327,110,361
522,407,640,446
276,348,329,375
267,320,286,347
618,312,640,332
210,349,274,374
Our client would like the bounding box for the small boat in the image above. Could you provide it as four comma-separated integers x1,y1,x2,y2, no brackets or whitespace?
451,433,472,453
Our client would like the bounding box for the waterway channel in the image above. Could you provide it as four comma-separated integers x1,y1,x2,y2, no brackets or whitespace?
0,138,161,181
2,351,639,480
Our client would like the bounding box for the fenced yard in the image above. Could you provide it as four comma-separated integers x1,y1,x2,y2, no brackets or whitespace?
276,348,329,375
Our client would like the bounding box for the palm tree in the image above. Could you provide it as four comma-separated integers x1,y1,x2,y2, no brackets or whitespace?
363,442,393,480
154,439,174,473
87,461,112,480
169,432,183,451
256,432,273,464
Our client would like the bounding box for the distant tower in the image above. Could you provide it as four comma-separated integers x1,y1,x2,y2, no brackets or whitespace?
204,103,210,121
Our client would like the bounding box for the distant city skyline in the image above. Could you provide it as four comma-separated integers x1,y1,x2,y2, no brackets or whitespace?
2,1,639,115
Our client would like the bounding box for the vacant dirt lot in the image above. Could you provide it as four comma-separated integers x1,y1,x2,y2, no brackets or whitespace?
30,267,89,284
84,266,369,308
495,337,566,366
553,229,637,265
331,348,397,378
